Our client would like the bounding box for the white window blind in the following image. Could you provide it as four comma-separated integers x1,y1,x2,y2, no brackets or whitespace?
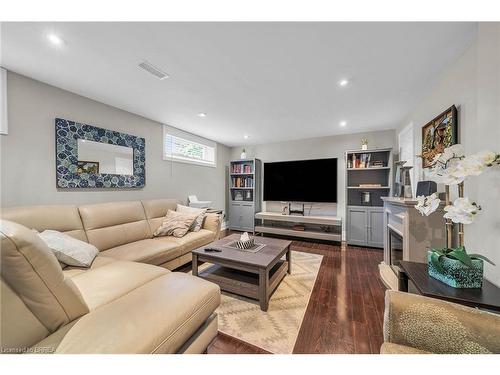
0,68,8,135
163,125,216,167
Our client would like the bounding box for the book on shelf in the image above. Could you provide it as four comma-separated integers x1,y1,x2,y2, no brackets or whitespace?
231,162,253,174
348,153,386,169
358,183,382,188
231,176,254,188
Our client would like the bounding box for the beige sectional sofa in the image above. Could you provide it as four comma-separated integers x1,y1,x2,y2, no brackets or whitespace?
0,199,222,354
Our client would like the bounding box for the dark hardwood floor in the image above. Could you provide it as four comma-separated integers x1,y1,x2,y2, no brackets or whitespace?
182,231,387,354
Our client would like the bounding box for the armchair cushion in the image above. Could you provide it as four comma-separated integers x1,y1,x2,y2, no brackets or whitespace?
383,291,500,354
380,342,431,354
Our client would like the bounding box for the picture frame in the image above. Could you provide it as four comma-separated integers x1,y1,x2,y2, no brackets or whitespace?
77,161,99,174
421,105,458,168
55,118,146,188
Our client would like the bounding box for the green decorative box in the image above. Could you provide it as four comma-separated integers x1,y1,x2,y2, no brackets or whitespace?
427,251,484,288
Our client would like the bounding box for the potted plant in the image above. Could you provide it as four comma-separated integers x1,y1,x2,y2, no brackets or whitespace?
361,138,368,150
414,144,499,288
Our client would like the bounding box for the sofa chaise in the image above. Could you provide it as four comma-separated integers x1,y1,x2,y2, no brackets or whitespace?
0,198,222,354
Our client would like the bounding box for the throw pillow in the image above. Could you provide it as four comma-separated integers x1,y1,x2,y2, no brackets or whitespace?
38,230,99,268
153,210,199,238
176,204,207,232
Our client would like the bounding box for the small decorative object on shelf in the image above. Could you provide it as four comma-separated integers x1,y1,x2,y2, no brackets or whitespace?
402,165,413,198
394,160,408,197
240,148,247,159
361,138,368,151
281,201,290,215
414,144,499,288
361,191,371,205
236,232,255,249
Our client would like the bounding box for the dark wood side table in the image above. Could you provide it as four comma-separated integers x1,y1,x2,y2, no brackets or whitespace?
398,261,500,313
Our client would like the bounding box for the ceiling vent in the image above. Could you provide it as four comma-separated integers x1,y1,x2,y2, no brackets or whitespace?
138,61,169,80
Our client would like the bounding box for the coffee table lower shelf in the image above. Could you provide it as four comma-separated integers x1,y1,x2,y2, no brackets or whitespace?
198,260,289,310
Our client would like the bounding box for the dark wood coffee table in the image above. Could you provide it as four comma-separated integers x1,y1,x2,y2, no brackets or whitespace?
192,234,292,311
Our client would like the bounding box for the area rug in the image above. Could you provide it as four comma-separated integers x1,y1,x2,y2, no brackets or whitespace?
192,250,323,354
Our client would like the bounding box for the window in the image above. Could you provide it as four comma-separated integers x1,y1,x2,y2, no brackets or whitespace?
163,125,217,167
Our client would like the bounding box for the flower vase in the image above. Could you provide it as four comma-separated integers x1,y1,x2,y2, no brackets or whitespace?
427,251,484,288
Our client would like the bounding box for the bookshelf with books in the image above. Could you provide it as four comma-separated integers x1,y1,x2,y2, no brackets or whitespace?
229,159,262,232
345,148,392,248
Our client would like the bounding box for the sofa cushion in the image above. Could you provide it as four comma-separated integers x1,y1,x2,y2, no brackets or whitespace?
79,201,151,250
100,238,182,265
1,278,51,351
70,261,170,310
0,220,89,334
202,213,221,238
168,229,215,255
63,256,116,278
141,198,179,233
40,272,221,353
1,205,87,242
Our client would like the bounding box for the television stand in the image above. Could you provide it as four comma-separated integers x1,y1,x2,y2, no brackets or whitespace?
289,203,305,216
254,211,342,242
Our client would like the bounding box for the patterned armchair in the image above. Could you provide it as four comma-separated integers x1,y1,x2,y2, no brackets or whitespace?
381,291,500,354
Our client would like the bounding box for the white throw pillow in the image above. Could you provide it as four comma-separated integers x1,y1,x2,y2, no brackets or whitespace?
38,230,99,267
176,204,207,232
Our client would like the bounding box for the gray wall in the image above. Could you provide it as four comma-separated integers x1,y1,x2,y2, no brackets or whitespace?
229,129,396,239
0,72,230,210
396,23,500,286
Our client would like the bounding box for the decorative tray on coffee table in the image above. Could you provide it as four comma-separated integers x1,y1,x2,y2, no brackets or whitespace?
224,240,266,253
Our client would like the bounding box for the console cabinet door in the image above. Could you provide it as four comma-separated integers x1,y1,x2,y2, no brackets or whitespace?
347,207,368,246
229,203,242,230
367,207,384,248
240,203,255,231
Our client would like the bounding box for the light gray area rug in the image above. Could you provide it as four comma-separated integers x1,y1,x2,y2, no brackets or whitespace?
193,250,323,353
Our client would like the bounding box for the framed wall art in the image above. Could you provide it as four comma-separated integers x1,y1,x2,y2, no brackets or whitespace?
55,118,146,188
421,105,458,168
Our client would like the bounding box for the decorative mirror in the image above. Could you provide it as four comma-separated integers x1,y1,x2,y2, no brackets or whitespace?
55,118,145,188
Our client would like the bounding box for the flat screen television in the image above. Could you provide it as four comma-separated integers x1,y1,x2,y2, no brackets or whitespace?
263,158,337,203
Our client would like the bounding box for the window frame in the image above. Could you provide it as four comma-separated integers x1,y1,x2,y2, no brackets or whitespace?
162,125,217,168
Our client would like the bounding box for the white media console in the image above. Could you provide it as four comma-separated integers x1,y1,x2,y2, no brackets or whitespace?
254,211,342,242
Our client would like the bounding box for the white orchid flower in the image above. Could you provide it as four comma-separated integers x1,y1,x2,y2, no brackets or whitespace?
458,155,486,176
428,145,500,185
473,150,498,166
414,193,440,216
443,197,481,224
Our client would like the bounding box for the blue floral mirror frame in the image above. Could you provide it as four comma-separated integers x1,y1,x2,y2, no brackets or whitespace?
55,118,146,189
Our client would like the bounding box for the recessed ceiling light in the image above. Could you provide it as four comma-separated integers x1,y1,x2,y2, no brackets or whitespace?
338,79,349,87
47,33,64,46
243,134,249,139
197,112,207,118
340,121,347,127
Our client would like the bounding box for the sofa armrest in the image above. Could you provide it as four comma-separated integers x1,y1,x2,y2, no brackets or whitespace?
203,213,221,240
383,290,500,354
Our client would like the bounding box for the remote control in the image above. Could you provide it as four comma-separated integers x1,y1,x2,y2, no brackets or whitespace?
204,247,222,252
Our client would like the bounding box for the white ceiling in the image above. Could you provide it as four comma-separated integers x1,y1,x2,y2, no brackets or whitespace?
1,22,476,146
